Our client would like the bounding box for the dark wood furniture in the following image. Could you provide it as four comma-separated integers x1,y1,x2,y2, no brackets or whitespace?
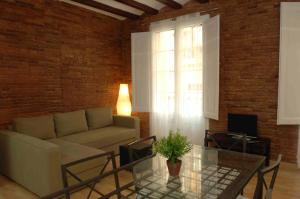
205,130,271,166
119,136,156,167
205,130,248,153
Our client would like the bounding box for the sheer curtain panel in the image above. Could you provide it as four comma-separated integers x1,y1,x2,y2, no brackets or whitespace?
150,14,209,145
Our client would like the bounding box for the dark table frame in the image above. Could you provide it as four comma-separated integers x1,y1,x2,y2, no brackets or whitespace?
133,147,265,199
41,147,265,199
61,151,119,199
41,152,156,199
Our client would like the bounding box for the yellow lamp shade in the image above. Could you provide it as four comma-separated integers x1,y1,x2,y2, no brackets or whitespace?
117,84,132,116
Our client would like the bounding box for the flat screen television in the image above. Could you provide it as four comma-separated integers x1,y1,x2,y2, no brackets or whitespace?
228,113,258,137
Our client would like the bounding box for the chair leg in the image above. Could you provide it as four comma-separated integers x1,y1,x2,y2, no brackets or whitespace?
253,170,264,199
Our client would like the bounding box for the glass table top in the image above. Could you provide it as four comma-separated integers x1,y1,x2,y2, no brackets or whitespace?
132,145,265,199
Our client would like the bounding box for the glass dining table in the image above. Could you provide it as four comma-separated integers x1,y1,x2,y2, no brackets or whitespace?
132,145,265,199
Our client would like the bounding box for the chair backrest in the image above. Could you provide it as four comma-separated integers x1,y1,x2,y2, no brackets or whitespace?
205,130,247,153
261,154,282,199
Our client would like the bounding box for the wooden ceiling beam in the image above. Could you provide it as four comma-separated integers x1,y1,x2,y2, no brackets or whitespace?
70,0,140,19
155,0,182,9
196,0,209,3
115,0,159,15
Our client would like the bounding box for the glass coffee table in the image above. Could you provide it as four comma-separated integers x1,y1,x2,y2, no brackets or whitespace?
133,145,265,199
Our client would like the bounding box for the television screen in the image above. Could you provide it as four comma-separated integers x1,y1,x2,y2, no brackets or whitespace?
228,113,258,137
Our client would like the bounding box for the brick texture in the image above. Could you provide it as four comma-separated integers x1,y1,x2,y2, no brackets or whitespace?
1,0,298,163
122,0,300,163
0,0,125,127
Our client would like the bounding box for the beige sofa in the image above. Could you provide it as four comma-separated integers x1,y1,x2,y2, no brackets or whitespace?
0,107,140,197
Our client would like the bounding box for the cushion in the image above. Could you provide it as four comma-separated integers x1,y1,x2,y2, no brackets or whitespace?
54,110,88,137
48,139,106,174
48,139,104,165
59,126,137,150
86,107,113,130
13,115,56,139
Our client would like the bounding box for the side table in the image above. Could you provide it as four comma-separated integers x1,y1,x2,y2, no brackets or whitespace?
120,136,156,167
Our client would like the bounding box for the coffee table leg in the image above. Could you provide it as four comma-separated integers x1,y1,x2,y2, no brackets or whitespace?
62,166,70,199
86,157,111,199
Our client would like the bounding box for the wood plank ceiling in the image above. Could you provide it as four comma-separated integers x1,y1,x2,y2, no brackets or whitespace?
59,0,209,20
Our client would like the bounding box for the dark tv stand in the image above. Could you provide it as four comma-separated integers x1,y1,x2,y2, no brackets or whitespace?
204,131,271,166
246,137,271,166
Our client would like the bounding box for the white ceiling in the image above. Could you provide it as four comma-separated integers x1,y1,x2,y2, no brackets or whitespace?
60,0,191,20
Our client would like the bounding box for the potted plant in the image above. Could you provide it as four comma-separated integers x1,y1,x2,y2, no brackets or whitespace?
153,130,192,176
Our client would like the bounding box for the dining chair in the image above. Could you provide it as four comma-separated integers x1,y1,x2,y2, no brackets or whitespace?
205,130,247,153
237,154,282,199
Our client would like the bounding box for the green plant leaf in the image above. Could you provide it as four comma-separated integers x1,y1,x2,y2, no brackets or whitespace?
153,130,192,164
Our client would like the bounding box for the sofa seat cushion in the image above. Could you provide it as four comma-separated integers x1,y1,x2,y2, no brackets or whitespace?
59,126,137,149
49,139,107,184
48,139,103,164
86,107,113,130
54,110,88,137
13,115,56,140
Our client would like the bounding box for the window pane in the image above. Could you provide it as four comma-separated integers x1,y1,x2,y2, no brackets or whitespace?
157,51,175,71
179,25,203,117
182,27,193,49
152,25,203,117
153,29,175,114
158,30,174,51
193,26,203,47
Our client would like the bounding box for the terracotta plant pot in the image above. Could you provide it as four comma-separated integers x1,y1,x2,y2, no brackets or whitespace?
167,159,182,176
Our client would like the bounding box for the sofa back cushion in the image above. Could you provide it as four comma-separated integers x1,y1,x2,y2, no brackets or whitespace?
13,115,56,139
54,110,88,137
86,107,113,130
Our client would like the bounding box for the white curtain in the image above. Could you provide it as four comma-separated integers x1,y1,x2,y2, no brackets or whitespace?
150,14,209,145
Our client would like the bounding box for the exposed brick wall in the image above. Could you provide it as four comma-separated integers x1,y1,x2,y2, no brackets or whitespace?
1,0,298,163
122,0,299,163
0,0,124,127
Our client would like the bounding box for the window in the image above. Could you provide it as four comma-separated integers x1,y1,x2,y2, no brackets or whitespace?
131,14,220,145
152,29,175,114
179,25,203,118
152,25,203,117
151,21,205,143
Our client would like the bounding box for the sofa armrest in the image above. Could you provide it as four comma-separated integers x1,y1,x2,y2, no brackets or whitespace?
0,130,62,196
113,115,140,139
